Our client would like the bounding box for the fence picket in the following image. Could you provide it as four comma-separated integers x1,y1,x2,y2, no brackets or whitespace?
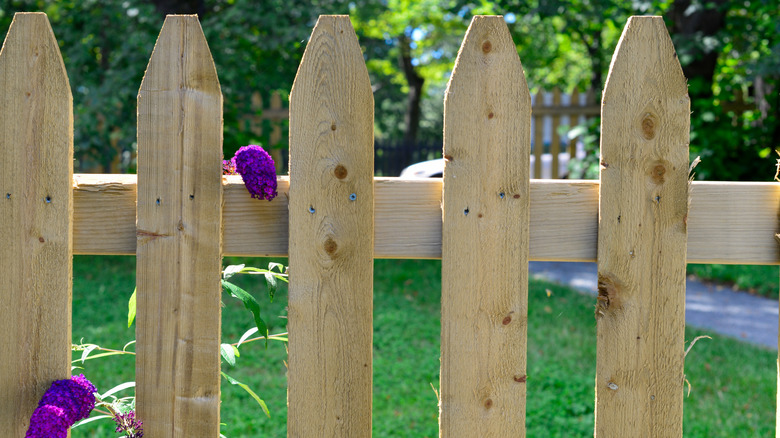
288,15,375,437
0,12,73,436
440,16,531,436
533,90,544,179
135,15,223,436
595,16,690,436
550,89,562,178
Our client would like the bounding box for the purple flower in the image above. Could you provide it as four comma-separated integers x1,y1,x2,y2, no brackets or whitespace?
113,410,144,438
233,145,277,201
26,374,97,438
25,405,68,438
222,158,237,175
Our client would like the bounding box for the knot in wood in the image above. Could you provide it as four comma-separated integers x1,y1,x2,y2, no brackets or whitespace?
323,236,338,258
334,164,348,179
484,398,493,409
641,113,657,140
649,162,666,184
481,40,492,53
502,315,512,325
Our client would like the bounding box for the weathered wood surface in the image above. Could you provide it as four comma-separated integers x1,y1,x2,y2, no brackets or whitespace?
440,16,531,437
595,16,689,437
0,13,73,436
135,15,223,437
72,176,780,264
287,15,374,437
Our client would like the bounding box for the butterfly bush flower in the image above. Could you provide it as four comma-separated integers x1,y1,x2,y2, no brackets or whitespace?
113,410,144,438
25,374,97,438
222,158,237,175
232,145,277,201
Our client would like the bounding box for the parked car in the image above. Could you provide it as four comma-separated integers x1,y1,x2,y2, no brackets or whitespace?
399,152,576,179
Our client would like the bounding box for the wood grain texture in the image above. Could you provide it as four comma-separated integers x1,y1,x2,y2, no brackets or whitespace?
135,15,222,437
595,16,689,437
0,13,73,436
71,176,780,264
440,16,530,437
287,15,374,437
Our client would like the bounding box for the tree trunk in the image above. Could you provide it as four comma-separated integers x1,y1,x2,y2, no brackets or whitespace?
668,0,729,97
398,34,424,144
148,0,206,18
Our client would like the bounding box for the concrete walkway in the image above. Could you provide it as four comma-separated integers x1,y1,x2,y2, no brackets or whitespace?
529,261,779,350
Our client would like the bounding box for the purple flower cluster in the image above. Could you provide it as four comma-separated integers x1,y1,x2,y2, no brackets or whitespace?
113,410,144,437
25,374,96,438
222,159,237,175
231,145,278,201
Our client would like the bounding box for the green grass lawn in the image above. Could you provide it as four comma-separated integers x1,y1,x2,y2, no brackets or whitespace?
71,256,776,437
687,264,779,299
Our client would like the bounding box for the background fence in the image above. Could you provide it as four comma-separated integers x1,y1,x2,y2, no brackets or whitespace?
1,12,779,437
248,89,599,178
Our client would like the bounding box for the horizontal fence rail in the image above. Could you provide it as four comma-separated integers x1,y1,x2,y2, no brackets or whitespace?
2,10,780,438
72,174,780,264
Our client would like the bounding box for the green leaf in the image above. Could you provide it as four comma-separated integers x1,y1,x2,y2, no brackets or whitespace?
128,288,136,328
223,264,245,280
221,371,270,417
72,414,114,429
237,327,259,348
264,271,277,302
81,345,98,364
220,343,236,367
221,280,268,347
100,381,136,399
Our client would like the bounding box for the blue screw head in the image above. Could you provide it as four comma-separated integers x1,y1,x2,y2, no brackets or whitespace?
45,196,51,203
308,206,315,214
349,193,357,201
499,192,505,199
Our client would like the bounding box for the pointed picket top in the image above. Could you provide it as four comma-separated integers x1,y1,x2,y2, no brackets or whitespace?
596,16,690,437
0,12,73,436
139,15,220,94
288,15,375,437
441,15,531,437
289,15,373,164
603,16,687,104
136,14,223,437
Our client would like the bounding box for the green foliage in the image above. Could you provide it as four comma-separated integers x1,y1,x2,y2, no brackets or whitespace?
687,263,779,299
2,1,776,179
72,256,779,436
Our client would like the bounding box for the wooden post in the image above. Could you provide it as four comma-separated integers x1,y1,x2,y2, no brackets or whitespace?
0,13,73,436
441,16,531,436
551,88,562,178
595,16,689,437
135,15,223,437
533,91,544,179
269,91,285,173
568,89,581,159
288,15,374,437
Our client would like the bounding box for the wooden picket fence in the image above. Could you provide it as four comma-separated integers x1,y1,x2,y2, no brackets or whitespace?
1,11,779,437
